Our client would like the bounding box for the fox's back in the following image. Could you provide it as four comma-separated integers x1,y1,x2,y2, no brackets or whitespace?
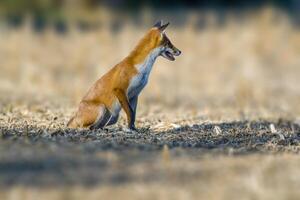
82,59,137,103
81,66,115,104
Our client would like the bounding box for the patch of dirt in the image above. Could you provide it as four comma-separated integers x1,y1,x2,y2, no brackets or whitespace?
0,117,299,186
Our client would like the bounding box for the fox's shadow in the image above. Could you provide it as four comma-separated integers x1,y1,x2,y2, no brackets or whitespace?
1,120,300,152
53,119,300,151
0,120,299,187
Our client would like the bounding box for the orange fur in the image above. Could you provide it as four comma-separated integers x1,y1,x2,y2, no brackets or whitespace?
67,23,181,130
68,28,162,128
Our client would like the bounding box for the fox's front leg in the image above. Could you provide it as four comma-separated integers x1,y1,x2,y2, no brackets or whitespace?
113,89,136,130
129,96,138,125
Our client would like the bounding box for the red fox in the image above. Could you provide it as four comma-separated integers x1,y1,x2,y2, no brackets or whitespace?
67,21,181,131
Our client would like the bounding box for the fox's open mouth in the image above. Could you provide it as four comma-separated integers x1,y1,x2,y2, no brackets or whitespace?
162,51,175,61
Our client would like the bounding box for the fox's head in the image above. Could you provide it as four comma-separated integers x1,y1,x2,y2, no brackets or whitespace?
152,20,181,61
131,20,181,63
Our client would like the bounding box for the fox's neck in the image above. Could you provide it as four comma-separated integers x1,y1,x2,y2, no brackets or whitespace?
134,47,161,75
126,47,162,98
127,29,162,65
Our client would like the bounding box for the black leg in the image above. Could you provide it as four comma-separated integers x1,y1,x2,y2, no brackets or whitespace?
105,114,119,126
113,89,136,130
129,96,138,130
89,108,111,130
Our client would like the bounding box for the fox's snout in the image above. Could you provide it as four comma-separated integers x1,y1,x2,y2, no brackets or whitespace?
169,46,181,57
161,45,181,61
172,47,181,56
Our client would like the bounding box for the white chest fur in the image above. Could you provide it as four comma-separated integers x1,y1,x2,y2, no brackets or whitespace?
127,47,162,98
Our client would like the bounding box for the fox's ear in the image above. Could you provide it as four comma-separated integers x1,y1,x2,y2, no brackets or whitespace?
159,22,169,32
153,20,163,28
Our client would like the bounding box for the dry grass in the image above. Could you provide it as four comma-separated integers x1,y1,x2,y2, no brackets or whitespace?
0,8,299,117
0,7,300,200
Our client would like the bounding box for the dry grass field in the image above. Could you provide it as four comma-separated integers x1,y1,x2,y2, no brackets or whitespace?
0,8,300,200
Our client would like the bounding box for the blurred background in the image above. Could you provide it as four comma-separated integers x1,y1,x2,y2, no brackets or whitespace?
0,1,300,199
0,0,299,121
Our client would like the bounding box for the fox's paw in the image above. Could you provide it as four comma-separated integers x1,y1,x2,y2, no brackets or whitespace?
123,127,138,133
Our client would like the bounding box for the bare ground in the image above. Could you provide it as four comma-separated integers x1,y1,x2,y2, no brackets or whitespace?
0,9,300,199
0,92,300,200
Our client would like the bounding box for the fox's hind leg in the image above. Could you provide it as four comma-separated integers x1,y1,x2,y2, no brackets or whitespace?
67,102,103,129
89,106,112,130
105,114,119,126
